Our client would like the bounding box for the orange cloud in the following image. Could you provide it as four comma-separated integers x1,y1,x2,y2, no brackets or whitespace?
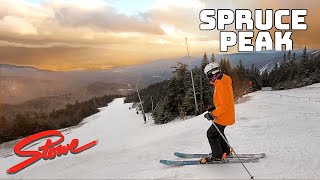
256,0,320,49
0,0,318,71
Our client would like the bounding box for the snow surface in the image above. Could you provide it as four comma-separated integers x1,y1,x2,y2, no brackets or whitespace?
1,84,320,179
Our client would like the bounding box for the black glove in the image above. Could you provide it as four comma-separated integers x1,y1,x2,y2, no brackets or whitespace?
207,105,216,112
204,112,216,121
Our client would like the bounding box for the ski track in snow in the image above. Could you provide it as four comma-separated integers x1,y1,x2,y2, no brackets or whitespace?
1,84,320,179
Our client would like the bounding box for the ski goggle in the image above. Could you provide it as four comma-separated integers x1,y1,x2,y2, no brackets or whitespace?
206,67,220,79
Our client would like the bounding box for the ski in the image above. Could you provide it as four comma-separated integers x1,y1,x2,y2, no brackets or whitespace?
174,152,266,159
160,158,259,166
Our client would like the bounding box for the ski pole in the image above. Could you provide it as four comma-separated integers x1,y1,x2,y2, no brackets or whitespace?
211,122,255,180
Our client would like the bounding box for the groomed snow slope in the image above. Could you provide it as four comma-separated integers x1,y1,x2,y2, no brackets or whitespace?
1,84,320,179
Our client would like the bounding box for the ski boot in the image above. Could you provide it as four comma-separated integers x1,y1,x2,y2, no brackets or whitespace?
200,154,223,164
225,148,234,157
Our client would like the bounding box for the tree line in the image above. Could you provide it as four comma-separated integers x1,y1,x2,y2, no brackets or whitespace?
262,47,320,89
125,53,262,124
0,94,121,144
126,48,320,124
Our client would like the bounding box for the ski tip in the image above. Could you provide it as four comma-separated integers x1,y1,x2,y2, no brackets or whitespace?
174,152,183,156
160,159,199,166
160,160,174,166
259,153,267,158
160,160,169,164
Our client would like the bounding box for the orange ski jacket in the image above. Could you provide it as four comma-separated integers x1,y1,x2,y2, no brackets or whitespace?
211,74,235,126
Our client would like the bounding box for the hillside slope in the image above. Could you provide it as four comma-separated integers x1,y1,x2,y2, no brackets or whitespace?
1,84,320,179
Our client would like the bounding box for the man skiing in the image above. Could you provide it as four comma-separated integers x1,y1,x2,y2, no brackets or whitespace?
201,62,235,163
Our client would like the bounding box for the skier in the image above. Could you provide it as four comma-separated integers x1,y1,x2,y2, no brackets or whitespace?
201,62,235,163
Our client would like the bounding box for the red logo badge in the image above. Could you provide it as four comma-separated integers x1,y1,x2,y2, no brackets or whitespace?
7,130,97,174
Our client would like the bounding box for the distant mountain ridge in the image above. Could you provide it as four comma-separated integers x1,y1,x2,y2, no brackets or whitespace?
0,64,53,72
2,49,318,73
1,49,319,105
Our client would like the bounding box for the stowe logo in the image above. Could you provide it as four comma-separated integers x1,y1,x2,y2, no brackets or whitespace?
7,130,98,174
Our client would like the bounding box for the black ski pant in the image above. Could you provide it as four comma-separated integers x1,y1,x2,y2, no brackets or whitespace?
207,122,230,158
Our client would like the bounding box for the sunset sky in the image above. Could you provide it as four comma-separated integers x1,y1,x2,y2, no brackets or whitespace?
0,0,319,71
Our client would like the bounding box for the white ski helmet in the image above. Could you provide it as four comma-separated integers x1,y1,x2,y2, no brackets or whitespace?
204,62,221,78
